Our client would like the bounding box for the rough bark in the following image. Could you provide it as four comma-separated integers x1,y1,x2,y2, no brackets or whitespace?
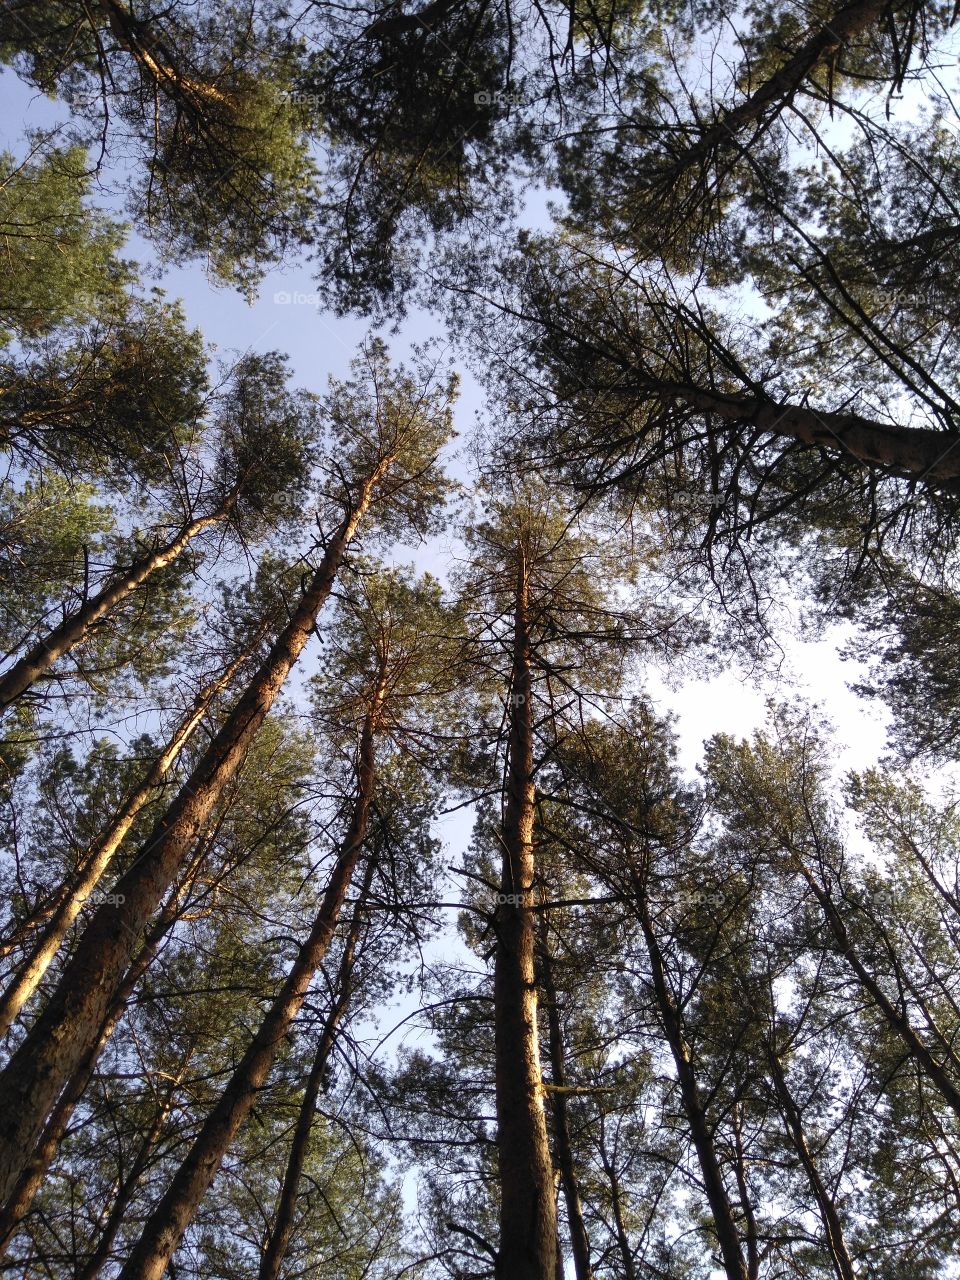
0,478,381,1208
257,857,374,1280
537,922,593,1280
116,681,385,1280
643,381,960,488
0,848,205,1256
0,508,227,712
494,552,558,1280
0,650,248,1037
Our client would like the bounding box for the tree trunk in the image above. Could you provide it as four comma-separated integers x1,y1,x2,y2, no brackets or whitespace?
798,861,960,1120
0,508,227,712
666,0,891,177
257,857,374,1280
537,920,593,1280
116,681,385,1280
0,650,248,1037
494,552,558,1280
634,880,748,1280
765,1045,857,1280
76,1047,194,1280
0,845,206,1256
644,381,960,489
0,478,381,1208
596,1127,636,1280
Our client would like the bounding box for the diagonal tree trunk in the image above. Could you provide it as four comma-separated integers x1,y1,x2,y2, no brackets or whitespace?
0,649,250,1037
257,855,375,1280
494,551,558,1280
633,872,749,1280
0,842,208,1256
0,473,384,1208
663,0,892,180
765,1044,857,1280
634,380,960,489
0,506,230,712
116,678,386,1280
796,859,960,1119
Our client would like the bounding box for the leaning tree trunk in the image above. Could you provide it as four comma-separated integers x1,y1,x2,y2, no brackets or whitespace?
494,552,558,1280
537,919,593,1280
0,506,229,713
634,877,749,1280
257,857,375,1280
797,860,960,1120
0,473,384,1208
0,649,249,1037
116,680,385,1280
0,842,207,1256
765,1044,857,1280
666,0,893,179
76,1045,195,1280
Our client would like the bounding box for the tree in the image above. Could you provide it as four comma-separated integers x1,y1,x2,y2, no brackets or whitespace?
0,340,456,1208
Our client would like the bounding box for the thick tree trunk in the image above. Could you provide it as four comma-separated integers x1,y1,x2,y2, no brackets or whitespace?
0,651,248,1037
494,553,558,1280
116,683,385,1280
634,884,748,1280
537,922,593,1280
0,480,381,1208
646,381,960,488
765,1046,857,1280
257,857,374,1280
0,846,205,1256
0,508,227,712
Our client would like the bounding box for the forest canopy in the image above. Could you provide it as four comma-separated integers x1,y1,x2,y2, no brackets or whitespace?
0,1,959,1278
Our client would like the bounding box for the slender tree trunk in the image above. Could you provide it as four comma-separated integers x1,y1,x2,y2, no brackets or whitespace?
765,1046,857,1280
117,681,385,1280
798,861,960,1119
537,920,593,1280
0,651,248,1037
0,479,382,1207
76,1047,194,1280
0,845,206,1255
257,857,374,1280
494,552,558,1280
596,1128,636,1280
634,880,748,1280
730,1104,759,1280
667,0,891,176
0,508,228,712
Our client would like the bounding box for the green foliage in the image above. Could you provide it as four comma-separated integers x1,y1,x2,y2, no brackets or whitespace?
0,143,131,344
